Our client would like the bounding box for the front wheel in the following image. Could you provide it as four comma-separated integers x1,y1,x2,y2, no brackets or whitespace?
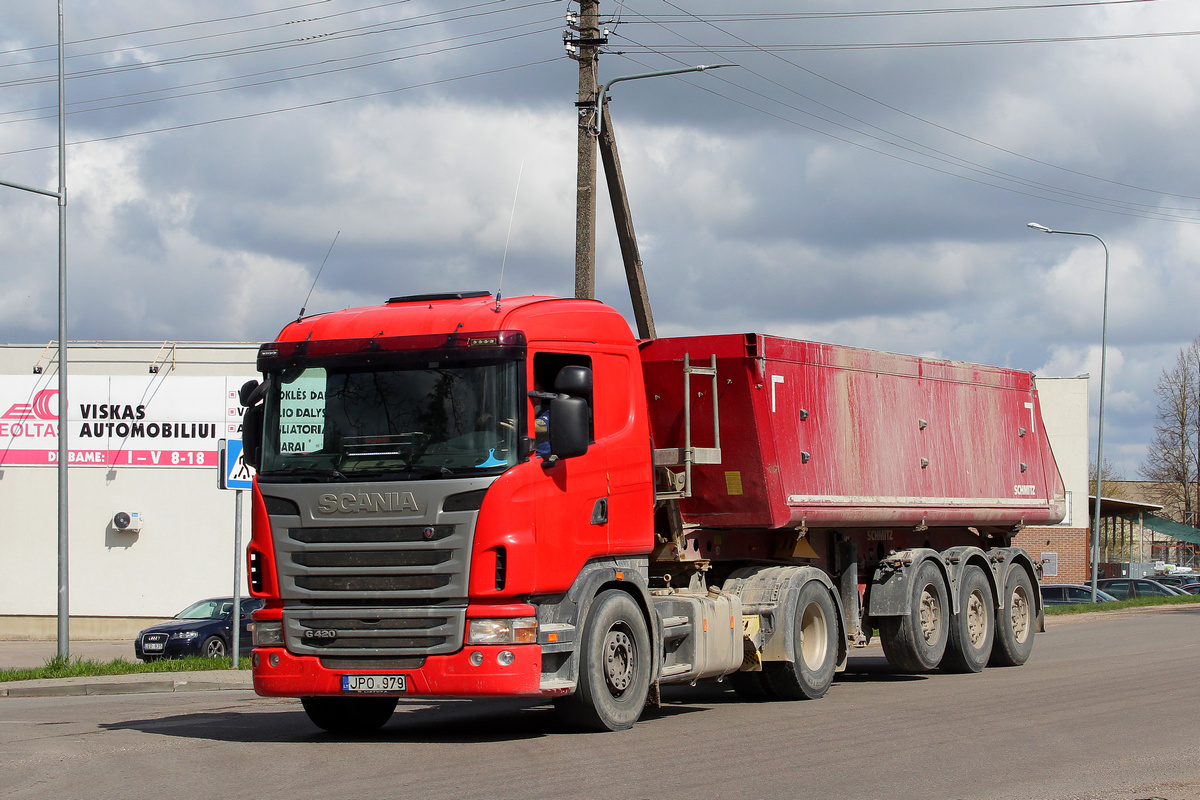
990,568,1036,667
202,635,227,659
301,696,398,734
555,589,651,732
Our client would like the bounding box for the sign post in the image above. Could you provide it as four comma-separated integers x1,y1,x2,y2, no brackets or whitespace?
219,439,255,669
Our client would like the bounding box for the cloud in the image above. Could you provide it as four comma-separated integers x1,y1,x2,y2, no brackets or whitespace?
3,0,1200,471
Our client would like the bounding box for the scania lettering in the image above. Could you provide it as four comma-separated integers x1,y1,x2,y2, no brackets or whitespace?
240,292,1065,733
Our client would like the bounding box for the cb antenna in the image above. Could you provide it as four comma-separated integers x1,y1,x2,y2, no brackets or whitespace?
298,230,341,322
494,157,525,313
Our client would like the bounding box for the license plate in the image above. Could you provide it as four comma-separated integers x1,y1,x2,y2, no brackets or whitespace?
342,674,407,694
143,642,164,652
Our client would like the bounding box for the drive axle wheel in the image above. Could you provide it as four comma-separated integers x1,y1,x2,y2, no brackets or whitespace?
880,560,949,672
990,568,1036,667
764,580,839,700
301,696,397,735
555,589,651,732
942,564,995,673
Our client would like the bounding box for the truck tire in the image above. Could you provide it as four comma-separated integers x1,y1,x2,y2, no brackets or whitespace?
764,580,838,700
942,564,994,673
879,560,949,672
300,696,397,734
990,567,1035,667
555,589,651,732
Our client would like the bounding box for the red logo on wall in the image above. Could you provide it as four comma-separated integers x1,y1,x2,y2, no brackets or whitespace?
2,390,59,421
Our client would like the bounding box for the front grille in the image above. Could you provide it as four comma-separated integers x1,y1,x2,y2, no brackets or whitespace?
284,606,465,657
274,524,468,602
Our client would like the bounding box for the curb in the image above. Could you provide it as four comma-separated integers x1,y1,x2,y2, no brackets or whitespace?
0,671,254,698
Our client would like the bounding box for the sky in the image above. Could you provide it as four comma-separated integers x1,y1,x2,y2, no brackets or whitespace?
2,0,1199,478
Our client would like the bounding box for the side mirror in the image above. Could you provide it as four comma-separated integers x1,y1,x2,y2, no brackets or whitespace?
242,404,264,470
548,395,590,459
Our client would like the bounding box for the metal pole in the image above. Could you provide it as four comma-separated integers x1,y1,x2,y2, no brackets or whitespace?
231,489,243,668
56,0,70,660
1027,223,1108,602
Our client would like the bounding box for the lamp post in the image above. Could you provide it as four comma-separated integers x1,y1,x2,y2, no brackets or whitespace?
1027,221,1110,602
0,0,68,657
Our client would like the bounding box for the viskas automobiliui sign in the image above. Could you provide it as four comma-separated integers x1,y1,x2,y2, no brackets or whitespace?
0,375,254,468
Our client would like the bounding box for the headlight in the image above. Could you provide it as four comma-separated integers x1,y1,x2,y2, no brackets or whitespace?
252,621,284,647
170,630,200,640
467,617,536,645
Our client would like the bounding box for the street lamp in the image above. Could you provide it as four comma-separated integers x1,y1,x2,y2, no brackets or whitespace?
1027,221,1110,602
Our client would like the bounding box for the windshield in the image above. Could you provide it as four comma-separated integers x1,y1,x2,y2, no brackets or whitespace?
175,600,232,620
258,358,521,480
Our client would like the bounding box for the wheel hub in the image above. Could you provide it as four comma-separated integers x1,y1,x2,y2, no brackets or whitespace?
966,590,987,647
919,587,942,645
604,629,635,695
1009,586,1030,643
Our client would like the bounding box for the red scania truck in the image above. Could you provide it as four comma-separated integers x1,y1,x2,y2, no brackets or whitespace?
239,291,1065,733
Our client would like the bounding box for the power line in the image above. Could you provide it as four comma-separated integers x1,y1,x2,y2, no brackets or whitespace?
0,21,561,124
0,57,560,158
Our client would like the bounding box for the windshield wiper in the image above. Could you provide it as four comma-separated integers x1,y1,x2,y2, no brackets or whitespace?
267,465,348,481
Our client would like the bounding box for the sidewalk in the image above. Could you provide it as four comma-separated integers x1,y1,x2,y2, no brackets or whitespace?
0,638,254,698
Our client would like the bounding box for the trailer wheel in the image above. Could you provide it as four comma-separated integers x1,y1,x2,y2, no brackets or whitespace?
729,669,776,702
555,589,651,732
990,568,1035,667
879,560,949,672
300,696,397,734
763,580,838,700
942,565,994,673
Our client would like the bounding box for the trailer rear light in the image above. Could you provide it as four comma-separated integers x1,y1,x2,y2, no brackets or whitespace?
253,621,284,647
467,617,537,645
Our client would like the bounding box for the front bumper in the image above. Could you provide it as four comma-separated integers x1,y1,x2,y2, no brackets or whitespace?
252,643,543,697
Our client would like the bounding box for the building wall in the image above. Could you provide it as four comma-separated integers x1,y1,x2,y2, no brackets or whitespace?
0,342,259,637
1013,377,1091,585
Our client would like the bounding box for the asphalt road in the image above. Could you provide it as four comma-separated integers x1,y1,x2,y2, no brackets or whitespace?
2,608,1199,800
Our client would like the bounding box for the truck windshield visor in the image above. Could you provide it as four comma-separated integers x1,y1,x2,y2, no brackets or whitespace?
258,357,522,480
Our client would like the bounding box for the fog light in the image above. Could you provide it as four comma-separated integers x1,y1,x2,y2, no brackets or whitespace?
497,650,515,667
269,653,280,667
469,651,484,666
252,653,260,668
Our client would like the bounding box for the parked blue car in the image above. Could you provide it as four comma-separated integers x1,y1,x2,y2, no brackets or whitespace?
135,597,264,661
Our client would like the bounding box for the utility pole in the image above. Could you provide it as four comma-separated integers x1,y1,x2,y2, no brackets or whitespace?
568,0,602,300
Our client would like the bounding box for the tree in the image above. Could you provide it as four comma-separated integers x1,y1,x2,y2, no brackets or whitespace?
1090,456,1126,498
1140,336,1200,526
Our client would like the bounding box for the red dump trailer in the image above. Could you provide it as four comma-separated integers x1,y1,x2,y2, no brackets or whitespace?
239,293,1065,733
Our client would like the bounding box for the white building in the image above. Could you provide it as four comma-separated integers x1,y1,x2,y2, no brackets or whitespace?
0,342,259,638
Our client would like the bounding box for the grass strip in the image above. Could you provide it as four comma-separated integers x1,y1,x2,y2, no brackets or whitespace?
0,655,251,683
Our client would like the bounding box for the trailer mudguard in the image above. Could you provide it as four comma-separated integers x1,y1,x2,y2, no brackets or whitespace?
988,547,1042,617
940,545,1000,615
723,564,849,669
867,548,953,617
